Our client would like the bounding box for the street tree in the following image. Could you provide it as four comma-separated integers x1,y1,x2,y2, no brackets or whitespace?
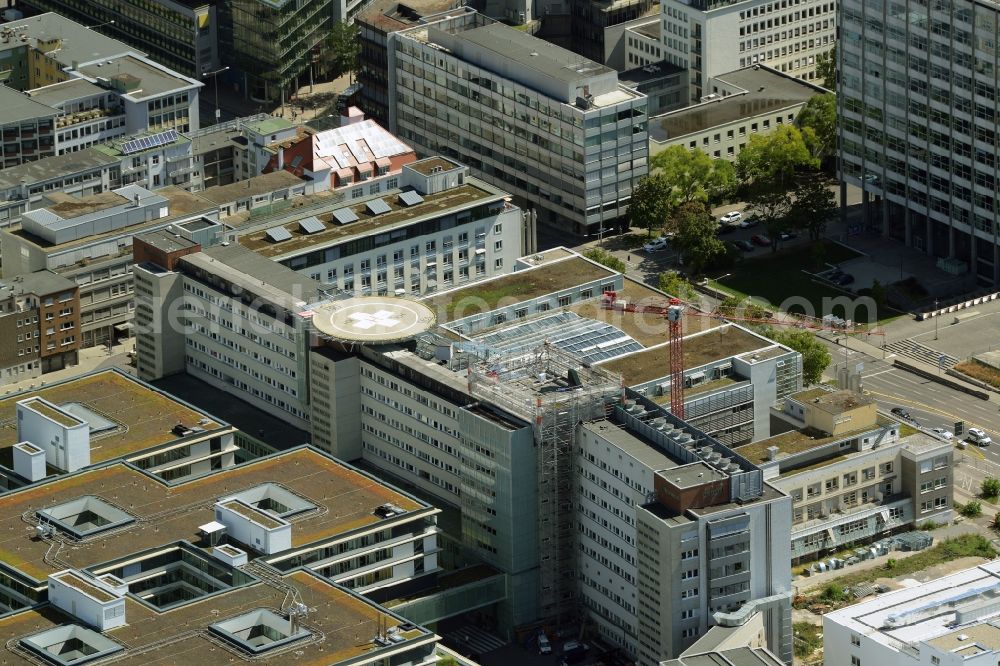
768,328,831,385
796,93,837,164
718,295,769,322
583,248,626,273
658,270,700,303
983,477,1000,500
736,125,819,190
652,146,736,206
788,177,836,240
672,202,725,274
747,188,794,252
323,21,360,80
816,46,837,91
628,173,674,236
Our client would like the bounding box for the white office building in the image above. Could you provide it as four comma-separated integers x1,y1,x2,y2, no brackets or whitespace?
232,157,531,296
660,0,836,102
389,9,650,235
578,404,793,666
824,560,1000,666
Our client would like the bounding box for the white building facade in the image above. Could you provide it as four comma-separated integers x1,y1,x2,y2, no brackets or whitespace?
660,0,836,102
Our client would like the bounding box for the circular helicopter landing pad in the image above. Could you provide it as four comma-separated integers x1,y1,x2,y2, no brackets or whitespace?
310,296,436,344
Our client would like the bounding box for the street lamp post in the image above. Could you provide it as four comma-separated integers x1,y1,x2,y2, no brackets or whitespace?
201,66,230,125
934,299,939,340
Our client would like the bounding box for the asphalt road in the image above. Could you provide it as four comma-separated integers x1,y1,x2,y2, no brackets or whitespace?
823,339,1000,466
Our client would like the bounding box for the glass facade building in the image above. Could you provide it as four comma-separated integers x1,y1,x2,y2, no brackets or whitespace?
389,10,649,236
838,0,1000,285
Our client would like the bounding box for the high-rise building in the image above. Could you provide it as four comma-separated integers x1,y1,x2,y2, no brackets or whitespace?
659,0,836,102
388,9,649,235
838,0,1000,285
579,405,793,665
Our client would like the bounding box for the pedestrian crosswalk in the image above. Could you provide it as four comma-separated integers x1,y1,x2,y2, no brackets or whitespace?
444,625,507,654
884,338,958,369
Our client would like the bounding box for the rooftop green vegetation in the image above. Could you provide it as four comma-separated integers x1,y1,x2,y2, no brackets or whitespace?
427,257,612,321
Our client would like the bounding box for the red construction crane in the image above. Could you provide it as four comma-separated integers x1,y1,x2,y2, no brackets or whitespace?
667,298,685,418
600,291,884,419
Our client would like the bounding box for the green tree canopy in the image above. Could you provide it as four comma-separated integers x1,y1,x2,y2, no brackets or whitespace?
788,177,836,240
816,46,836,91
982,477,1000,500
583,248,626,273
796,93,837,162
672,202,725,274
747,188,794,252
736,125,820,190
628,173,674,236
717,295,770,322
658,270,700,303
323,21,360,80
767,327,832,385
651,146,736,207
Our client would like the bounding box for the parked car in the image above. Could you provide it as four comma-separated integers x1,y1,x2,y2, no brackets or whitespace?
931,427,954,441
719,211,743,224
968,428,992,446
559,642,589,665
734,239,755,252
538,633,552,655
739,214,759,228
717,223,738,235
834,273,856,285
751,234,771,247
890,407,912,420
643,237,669,252
779,231,798,241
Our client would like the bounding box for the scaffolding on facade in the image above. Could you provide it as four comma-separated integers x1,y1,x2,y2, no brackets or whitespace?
467,341,623,625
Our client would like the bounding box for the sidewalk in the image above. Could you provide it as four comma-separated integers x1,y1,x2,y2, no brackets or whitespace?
819,331,993,398
214,74,355,125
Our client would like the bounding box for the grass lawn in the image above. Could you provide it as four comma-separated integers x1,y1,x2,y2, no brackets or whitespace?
954,360,1000,389
708,241,867,320
793,622,823,660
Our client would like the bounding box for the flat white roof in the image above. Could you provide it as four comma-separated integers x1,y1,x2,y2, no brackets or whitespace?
826,560,1000,649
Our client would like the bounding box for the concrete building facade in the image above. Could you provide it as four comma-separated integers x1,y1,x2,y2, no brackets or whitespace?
736,388,954,563
578,408,793,665
388,10,650,235
232,158,528,296
659,0,836,102
838,0,1000,286
648,66,824,161
1,185,219,348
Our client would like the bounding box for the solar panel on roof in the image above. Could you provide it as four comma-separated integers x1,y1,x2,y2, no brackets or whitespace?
366,198,391,215
398,191,424,207
265,227,292,242
299,217,325,234
332,208,359,225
